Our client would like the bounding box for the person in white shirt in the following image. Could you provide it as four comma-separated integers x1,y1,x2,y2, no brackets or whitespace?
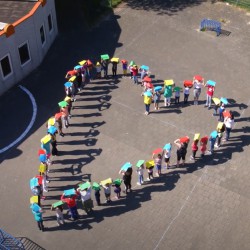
223,111,235,141
77,186,93,214
193,78,204,105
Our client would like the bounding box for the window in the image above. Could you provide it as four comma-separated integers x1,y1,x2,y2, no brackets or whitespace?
48,14,53,31
40,25,46,45
0,54,12,78
18,42,30,65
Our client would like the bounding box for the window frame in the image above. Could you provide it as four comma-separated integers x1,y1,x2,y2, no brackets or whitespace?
47,13,53,33
0,53,13,79
40,23,46,46
18,41,31,66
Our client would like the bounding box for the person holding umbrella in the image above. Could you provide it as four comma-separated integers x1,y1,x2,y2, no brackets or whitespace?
193,75,204,105
174,138,188,168
144,91,153,115
204,80,216,109
58,101,69,129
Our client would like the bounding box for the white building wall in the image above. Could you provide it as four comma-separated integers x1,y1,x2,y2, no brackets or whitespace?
0,0,58,96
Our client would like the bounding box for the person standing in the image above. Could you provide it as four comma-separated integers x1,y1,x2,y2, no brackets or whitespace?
164,85,172,107
223,111,234,141
122,167,133,194
204,83,215,109
31,205,45,231
77,186,94,214
111,61,118,77
174,139,188,167
61,190,79,220
193,77,204,105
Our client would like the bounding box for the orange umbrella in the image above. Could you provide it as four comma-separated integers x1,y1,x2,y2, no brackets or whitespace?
180,136,190,143
223,110,231,118
152,148,163,155
183,80,193,88
146,82,153,89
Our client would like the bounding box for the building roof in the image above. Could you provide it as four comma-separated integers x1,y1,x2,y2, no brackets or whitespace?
0,0,37,28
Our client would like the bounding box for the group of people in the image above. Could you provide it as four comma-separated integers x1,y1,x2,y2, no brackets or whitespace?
28,55,235,232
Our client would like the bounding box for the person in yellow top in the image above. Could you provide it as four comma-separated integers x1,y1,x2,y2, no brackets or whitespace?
144,91,152,115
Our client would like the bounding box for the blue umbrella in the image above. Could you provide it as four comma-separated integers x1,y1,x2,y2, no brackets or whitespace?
30,178,39,189
220,97,228,105
48,126,57,135
121,162,132,171
141,65,149,71
64,82,73,88
163,143,171,150
144,91,153,97
39,154,47,162
64,188,76,197
207,80,216,86
210,130,218,139
74,65,81,70
154,86,162,92
30,203,41,212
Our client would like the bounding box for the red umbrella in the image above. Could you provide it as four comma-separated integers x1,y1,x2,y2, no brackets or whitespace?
223,110,231,118
121,59,127,64
35,175,43,185
183,80,193,88
194,75,203,81
38,149,46,156
180,136,190,143
146,82,153,89
144,76,152,82
55,112,63,120
200,136,209,143
87,59,93,66
152,148,163,155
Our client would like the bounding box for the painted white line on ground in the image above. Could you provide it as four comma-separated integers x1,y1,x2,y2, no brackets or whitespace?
0,85,37,154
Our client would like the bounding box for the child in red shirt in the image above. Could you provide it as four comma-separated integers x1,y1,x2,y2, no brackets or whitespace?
190,140,199,160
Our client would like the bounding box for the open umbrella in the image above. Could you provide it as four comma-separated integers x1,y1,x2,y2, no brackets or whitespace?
78,182,91,191
164,79,174,86
129,60,135,66
55,112,63,120
41,134,51,144
143,76,152,82
58,101,69,108
146,82,153,89
52,201,65,208
210,130,218,139
64,188,76,197
174,86,182,92
154,86,162,92
152,148,163,155
180,136,190,143
121,59,127,64
121,162,132,171
220,97,228,105
69,76,76,82
30,196,39,204
206,80,216,86
92,182,101,191
79,60,87,66
74,65,81,70
194,133,200,141
212,97,220,105
101,54,109,60
111,58,119,63
141,65,149,71
39,154,47,162
38,149,46,156
194,75,203,81
183,80,193,88
64,82,73,88
163,143,171,151
223,110,231,118
144,91,153,97
145,160,155,169
113,179,123,186
30,178,39,189
100,178,112,186
136,160,145,168
47,126,57,135
30,203,41,212
200,136,209,143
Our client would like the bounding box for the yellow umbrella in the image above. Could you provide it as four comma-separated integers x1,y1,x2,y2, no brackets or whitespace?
48,117,55,126
30,196,39,204
193,133,200,141
111,58,119,63
145,160,155,169
212,97,220,105
100,178,112,186
69,76,76,82
164,79,174,86
79,60,87,66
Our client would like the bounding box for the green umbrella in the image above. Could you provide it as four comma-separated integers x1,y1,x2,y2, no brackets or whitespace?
129,60,135,66
113,179,123,186
58,101,68,108
52,201,64,208
101,54,109,60
136,160,145,167
78,182,91,190
92,182,100,190
174,86,182,92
